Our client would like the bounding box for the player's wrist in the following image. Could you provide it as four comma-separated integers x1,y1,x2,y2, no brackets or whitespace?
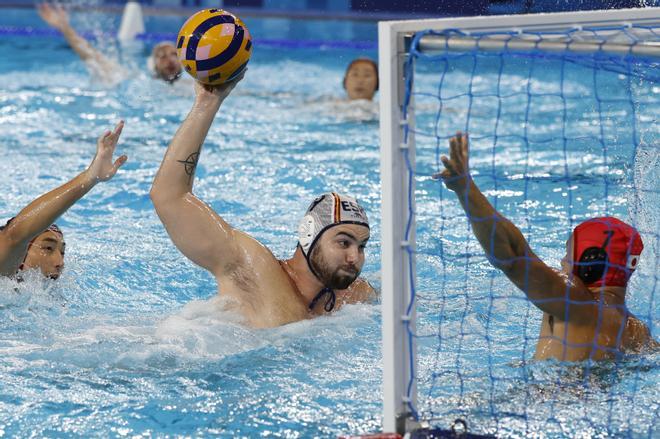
454,175,473,194
59,24,75,35
82,166,101,186
193,94,223,112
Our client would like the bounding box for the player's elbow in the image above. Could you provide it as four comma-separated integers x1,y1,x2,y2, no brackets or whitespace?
150,176,190,206
149,186,164,206
149,185,176,213
489,255,515,274
150,187,193,223
149,177,176,203
491,238,530,274
483,245,516,273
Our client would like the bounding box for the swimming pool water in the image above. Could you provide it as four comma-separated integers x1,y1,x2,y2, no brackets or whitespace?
0,7,658,438
0,8,383,438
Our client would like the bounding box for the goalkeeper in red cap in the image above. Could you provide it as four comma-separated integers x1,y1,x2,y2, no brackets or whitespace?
436,132,658,362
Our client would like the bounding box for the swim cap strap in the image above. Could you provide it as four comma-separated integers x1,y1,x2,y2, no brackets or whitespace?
299,242,322,281
164,71,182,84
308,287,336,312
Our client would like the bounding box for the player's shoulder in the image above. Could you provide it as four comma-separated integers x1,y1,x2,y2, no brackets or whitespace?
622,313,656,352
346,277,377,303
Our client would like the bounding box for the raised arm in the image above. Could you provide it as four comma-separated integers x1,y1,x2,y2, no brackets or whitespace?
150,77,247,276
435,132,595,321
37,3,120,76
0,121,127,276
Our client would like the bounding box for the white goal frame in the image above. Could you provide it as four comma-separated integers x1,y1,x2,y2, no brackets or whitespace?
378,6,660,435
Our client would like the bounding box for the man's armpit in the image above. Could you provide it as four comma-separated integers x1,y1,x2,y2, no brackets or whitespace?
219,261,263,312
224,261,257,293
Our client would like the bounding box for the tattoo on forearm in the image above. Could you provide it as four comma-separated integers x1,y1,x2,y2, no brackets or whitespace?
177,150,200,183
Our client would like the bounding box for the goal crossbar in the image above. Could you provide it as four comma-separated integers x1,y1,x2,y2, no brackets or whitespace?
417,32,660,57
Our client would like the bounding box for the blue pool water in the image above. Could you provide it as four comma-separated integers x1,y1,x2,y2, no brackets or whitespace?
0,7,658,438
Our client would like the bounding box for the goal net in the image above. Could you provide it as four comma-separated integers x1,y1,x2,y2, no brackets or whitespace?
379,8,659,437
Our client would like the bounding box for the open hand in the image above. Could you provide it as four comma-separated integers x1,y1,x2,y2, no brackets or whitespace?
433,131,471,193
37,3,70,31
87,121,128,182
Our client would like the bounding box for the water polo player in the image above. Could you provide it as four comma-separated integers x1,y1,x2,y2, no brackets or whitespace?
435,132,657,361
343,58,378,101
150,78,374,328
37,3,182,84
0,121,127,280
148,42,183,83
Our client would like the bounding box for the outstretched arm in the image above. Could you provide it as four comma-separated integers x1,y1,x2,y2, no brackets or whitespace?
435,132,595,321
150,77,247,276
37,3,120,75
0,121,127,276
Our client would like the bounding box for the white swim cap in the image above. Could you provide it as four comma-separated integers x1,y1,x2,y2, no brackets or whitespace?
298,192,369,258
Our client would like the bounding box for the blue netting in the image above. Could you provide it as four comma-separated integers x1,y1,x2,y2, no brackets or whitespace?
402,24,659,437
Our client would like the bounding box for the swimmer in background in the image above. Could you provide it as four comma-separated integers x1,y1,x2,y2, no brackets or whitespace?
298,57,379,122
150,76,375,328
230,58,380,109
37,3,182,84
0,122,127,280
343,58,378,101
435,132,658,362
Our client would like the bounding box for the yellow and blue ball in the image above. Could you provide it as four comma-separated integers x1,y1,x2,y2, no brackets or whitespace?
176,9,252,85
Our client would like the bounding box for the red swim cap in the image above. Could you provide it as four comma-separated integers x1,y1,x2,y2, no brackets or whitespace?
572,217,643,288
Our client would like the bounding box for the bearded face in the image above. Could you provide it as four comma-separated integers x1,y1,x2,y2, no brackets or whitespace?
309,244,359,290
307,224,369,290
153,43,182,81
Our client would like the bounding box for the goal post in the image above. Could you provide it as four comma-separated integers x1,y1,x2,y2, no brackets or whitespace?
379,17,418,435
378,7,660,436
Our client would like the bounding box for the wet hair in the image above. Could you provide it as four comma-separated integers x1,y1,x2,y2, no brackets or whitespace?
342,57,379,91
150,41,176,60
45,223,63,237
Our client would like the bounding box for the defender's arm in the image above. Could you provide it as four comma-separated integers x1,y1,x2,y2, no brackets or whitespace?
0,122,127,275
436,132,595,321
150,78,246,276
